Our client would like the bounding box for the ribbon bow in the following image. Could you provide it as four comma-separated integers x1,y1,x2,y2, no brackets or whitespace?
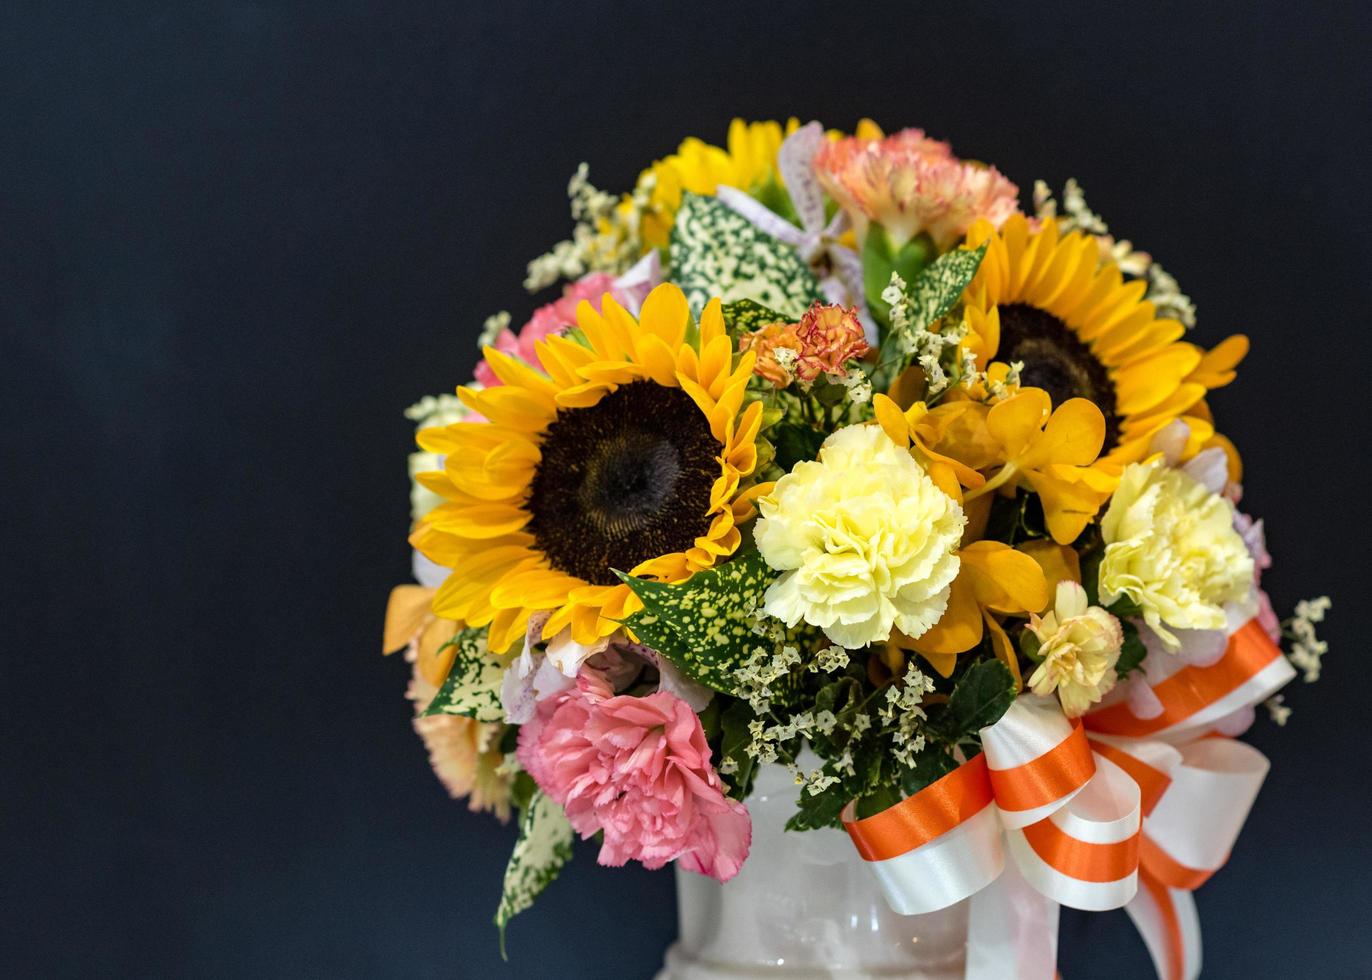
844,618,1295,980
711,122,874,342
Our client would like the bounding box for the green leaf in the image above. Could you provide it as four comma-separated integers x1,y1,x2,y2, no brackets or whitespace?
1106,594,1143,620
616,550,776,693
948,658,1016,735
494,790,574,957
770,422,826,472
718,700,758,800
750,175,801,227
721,298,791,337
874,242,987,380
669,192,825,317
1115,619,1148,678
421,628,505,722
853,783,903,820
785,759,854,831
904,242,986,329
898,745,959,798
862,224,897,324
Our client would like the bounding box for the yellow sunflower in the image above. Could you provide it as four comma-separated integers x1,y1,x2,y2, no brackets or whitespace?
637,118,885,250
960,213,1245,476
410,284,765,653
637,118,799,250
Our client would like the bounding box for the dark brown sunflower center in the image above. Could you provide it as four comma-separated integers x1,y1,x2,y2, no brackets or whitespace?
996,303,1120,450
526,381,721,586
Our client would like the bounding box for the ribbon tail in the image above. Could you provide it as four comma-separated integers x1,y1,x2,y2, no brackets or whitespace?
1126,872,1201,980
966,855,1059,980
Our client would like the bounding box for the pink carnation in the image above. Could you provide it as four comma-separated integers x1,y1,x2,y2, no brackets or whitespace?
475,273,624,387
517,673,750,882
815,128,1019,249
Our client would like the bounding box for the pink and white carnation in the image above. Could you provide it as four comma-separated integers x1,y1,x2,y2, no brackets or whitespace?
516,671,750,882
814,128,1019,249
1233,509,1281,642
475,255,659,387
476,273,624,387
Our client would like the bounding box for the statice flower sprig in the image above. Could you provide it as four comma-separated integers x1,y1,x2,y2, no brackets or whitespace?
1284,596,1332,682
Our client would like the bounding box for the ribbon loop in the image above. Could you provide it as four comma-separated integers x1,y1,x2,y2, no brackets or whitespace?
983,696,1096,827
843,617,1293,980
1142,737,1269,888
1086,619,1295,739
1008,754,1141,911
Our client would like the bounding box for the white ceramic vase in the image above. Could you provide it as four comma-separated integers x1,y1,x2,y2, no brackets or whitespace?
656,760,968,979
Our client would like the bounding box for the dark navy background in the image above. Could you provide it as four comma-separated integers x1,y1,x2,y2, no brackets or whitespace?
4,2,1370,976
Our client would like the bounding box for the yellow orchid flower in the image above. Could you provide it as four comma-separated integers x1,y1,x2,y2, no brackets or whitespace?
383,584,460,687
964,388,1118,545
896,540,1051,685
872,394,990,502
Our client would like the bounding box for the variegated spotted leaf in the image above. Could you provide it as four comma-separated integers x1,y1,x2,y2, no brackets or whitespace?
875,242,987,377
420,627,505,722
494,790,574,954
721,298,792,337
669,192,824,317
615,550,777,694
905,241,986,330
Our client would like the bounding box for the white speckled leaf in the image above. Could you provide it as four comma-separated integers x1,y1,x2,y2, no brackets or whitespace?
876,243,987,372
616,551,776,693
905,242,986,328
721,298,790,336
494,790,574,952
669,192,824,317
420,628,505,722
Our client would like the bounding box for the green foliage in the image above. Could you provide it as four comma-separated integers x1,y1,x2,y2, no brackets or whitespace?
717,700,759,800
863,225,933,326
750,175,801,228
721,298,791,337
1106,594,1143,620
615,549,777,694
873,242,987,383
421,628,505,722
897,745,959,798
1115,618,1148,678
984,491,1049,547
494,790,574,957
787,760,855,831
770,422,826,472
669,192,824,317
947,658,1016,736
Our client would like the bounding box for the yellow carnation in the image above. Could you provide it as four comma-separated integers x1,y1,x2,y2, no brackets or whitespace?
1026,581,1123,717
754,424,965,648
1099,457,1253,650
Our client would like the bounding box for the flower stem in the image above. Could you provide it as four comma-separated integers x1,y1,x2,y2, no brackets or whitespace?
963,462,1018,502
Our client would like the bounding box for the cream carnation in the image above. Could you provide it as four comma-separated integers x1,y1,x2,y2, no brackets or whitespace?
1026,581,1123,717
753,424,964,648
1099,457,1254,650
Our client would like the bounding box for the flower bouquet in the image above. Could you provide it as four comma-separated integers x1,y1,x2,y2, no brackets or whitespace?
384,118,1329,978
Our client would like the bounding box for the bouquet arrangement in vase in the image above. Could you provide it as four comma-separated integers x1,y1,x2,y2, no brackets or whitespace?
384,118,1329,977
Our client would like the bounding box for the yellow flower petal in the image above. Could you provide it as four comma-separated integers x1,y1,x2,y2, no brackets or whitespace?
959,540,1051,615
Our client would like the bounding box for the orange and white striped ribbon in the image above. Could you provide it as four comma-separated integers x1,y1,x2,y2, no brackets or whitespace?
843,617,1293,980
